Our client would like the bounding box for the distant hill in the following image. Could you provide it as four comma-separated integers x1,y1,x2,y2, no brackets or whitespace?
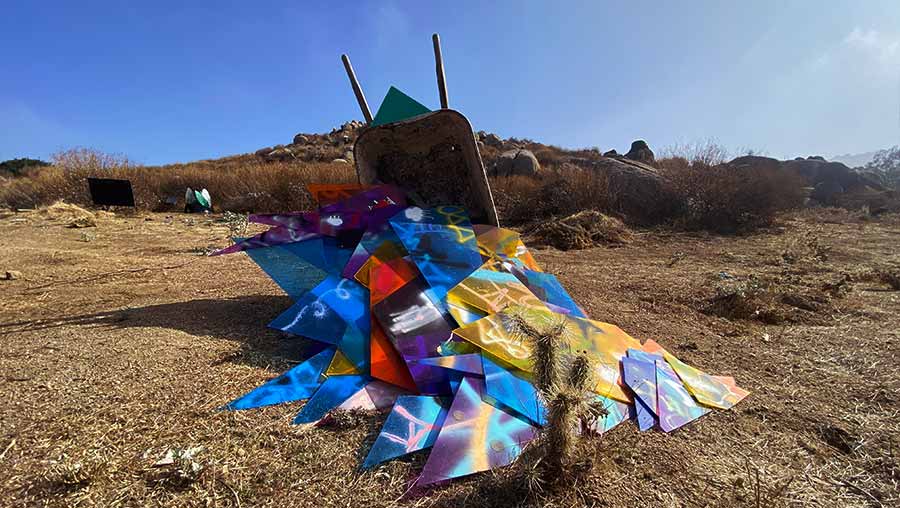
831,151,878,168
0,157,50,177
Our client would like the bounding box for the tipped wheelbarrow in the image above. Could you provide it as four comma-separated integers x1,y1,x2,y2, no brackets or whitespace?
341,34,499,226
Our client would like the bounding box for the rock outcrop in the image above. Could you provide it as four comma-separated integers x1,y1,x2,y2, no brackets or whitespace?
491,149,541,177
256,120,363,163
727,155,886,204
571,155,672,222
624,140,656,166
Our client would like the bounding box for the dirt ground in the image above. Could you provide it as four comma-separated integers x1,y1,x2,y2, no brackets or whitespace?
1,206,898,508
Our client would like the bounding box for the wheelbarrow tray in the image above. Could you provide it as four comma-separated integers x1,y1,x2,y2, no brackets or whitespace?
353,109,499,226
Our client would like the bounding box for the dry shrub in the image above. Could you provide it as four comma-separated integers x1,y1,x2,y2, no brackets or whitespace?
704,278,784,324
658,139,732,167
879,268,900,290
531,146,566,168
490,168,612,225
655,140,803,233
662,163,806,233
0,147,356,212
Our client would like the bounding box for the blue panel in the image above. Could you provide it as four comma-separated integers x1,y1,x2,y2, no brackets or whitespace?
280,238,331,273
390,206,483,302
520,270,586,318
361,395,450,468
269,275,369,344
338,325,370,375
416,354,484,375
482,356,546,426
292,375,370,424
224,347,335,410
244,243,329,300
634,397,656,431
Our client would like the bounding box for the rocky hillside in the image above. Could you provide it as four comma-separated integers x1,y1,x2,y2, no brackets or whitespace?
243,121,894,213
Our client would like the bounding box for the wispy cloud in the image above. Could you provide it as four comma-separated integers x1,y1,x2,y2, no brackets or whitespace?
842,27,900,63
810,27,900,80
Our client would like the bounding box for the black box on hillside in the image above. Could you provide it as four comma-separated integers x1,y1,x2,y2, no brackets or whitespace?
87,177,135,207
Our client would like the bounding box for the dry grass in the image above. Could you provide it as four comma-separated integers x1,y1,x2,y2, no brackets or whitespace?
3,146,810,235
1,208,899,506
0,148,356,213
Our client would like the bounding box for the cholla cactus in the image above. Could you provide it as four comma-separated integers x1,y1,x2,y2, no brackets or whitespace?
506,313,599,482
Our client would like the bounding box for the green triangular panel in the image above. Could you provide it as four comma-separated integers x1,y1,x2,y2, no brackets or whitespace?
371,86,431,127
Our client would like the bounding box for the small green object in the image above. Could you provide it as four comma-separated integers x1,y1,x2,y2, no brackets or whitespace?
195,190,210,208
370,86,430,127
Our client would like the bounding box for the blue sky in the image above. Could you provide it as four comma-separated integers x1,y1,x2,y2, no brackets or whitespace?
2,1,899,165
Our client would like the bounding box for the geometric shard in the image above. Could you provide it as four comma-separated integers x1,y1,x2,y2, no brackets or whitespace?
519,270,586,318
415,354,484,375
369,257,419,306
370,319,419,392
663,353,748,410
473,224,520,260
622,355,659,431
371,86,431,127
622,356,659,415
390,206,484,302
337,325,370,375
626,348,664,365
416,377,538,485
446,300,488,326
655,360,709,432
224,347,335,410
337,380,407,412
269,275,369,345
307,183,370,206
211,227,320,256
633,396,657,432
447,262,548,315
361,395,450,469
588,394,632,434
482,356,545,426
325,349,360,376
292,375,369,424
372,276,454,343
242,243,329,300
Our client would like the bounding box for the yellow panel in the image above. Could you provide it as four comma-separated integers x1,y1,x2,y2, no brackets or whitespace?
452,305,640,403
325,350,360,376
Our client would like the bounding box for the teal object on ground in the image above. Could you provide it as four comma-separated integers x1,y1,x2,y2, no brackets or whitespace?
371,86,430,127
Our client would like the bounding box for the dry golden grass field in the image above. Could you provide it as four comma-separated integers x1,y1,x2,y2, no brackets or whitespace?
1,206,898,507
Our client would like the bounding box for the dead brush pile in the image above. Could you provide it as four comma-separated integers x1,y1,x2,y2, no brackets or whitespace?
702,277,835,325
525,210,632,250
38,201,108,228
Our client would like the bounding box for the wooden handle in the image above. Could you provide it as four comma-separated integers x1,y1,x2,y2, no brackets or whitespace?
432,34,449,109
341,54,373,124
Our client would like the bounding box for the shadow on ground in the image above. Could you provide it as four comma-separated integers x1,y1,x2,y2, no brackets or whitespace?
0,295,318,368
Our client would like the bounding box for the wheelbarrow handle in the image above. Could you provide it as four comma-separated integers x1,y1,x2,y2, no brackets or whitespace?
433,33,449,109
341,54,374,124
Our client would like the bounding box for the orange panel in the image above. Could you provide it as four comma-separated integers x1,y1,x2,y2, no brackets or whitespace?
370,318,418,393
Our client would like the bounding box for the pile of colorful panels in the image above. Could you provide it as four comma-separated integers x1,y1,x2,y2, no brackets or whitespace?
213,184,748,485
